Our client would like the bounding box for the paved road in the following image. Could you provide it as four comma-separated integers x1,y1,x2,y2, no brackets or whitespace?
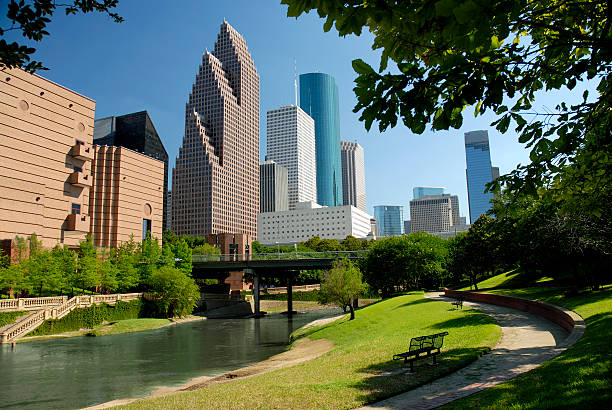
360,292,583,410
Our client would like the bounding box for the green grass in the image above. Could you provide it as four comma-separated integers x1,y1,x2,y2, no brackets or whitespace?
86,318,172,337
121,292,500,409
0,311,26,328
443,284,612,409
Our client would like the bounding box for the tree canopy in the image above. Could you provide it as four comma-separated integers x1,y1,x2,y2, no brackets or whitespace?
1,0,122,72
282,0,611,200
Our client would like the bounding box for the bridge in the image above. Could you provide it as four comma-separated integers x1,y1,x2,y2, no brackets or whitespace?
191,251,365,316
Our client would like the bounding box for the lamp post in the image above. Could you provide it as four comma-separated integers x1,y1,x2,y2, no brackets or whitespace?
276,241,280,258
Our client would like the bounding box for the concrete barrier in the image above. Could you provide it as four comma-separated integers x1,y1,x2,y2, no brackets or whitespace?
444,289,576,332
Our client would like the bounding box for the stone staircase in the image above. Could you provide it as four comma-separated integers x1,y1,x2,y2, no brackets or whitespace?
0,293,142,344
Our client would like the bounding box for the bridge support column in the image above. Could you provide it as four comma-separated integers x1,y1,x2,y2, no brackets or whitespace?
247,269,260,316
287,273,293,318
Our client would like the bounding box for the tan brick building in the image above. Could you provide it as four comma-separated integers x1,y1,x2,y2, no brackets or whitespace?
171,21,260,238
0,68,95,248
89,145,164,248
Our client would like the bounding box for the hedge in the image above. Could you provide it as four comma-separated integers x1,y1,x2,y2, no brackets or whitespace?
0,311,25,328
27,299,146,336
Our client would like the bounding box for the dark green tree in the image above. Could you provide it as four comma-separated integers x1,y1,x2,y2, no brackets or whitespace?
75,236,99,293
1,0,122,72
282,0,612,200
146,266,201,318
319,259,364,320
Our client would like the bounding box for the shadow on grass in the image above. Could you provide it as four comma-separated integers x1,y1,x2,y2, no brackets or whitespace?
430,311,498,330
392,298,434,310
349,347,490,405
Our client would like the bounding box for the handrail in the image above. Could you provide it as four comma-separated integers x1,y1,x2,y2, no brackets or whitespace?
192,250,366,263
0,296,67,312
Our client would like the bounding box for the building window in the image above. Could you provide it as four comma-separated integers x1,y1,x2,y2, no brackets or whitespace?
142,219,152,240
71,203,81,215
73,165,82,172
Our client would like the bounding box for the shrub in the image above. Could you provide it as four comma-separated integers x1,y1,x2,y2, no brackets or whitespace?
146,267,200,318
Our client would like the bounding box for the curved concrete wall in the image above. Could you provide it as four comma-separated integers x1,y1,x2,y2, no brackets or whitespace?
444,289,576,332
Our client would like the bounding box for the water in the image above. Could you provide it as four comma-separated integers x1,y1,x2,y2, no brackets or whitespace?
0,309,340,409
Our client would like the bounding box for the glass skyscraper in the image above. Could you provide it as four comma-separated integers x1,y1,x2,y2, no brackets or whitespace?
299,73,343,207
413,186,445,200
373,205,404,237
465,130,494,224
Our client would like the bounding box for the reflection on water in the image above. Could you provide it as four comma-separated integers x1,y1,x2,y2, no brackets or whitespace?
0,309,340,409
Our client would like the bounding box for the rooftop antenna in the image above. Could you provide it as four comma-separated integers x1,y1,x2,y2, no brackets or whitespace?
294,58,298,106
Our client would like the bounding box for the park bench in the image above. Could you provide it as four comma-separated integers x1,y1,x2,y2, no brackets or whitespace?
393,332,449,372
452,297,464,309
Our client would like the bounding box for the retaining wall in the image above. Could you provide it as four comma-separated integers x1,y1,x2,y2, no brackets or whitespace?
444,289,575,332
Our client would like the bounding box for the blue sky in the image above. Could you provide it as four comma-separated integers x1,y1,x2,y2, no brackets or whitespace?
2,1,593,221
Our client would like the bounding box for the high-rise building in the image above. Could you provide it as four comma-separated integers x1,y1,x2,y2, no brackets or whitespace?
0,68,95,248
266,105,316,209
166,190,172,232
410,195,453,233
340,141,366,212
373,205,404,237
465,130,495,224
299,73,343,207
93,111,169,232
171,21,259,237
89,146,164,248
413,187,445,200
257,202,372,244
404,220,411,235
260,160,289,212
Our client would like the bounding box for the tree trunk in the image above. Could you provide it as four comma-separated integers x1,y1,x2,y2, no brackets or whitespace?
348,301,355,320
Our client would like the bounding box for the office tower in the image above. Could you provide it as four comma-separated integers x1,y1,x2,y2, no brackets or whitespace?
410,195,453,233
341,141,366,212
90,146,164,248
258,202,372,244
172,21,259,237
373,205,404,237
465,130,494,224
404,220,411,235
260,160,289,212
299,72,343,207
266,105,316,209
0,68,95,248
93,111,169,232
413,187,445,200
449,194,461,226
166,191,172,232
492,166,500,181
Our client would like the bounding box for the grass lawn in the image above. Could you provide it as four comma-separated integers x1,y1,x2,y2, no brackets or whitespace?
121,292,500,409
443,283,612,409
86,318,172,336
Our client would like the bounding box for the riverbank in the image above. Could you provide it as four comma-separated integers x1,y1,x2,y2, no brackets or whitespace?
17,315,207,343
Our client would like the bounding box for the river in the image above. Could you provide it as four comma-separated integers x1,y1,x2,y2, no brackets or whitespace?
0,309,340,409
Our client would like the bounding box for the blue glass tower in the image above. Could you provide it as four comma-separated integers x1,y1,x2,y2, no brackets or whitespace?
465,130,494,224
299,73,343,206
413,187,445,199
374,205,404,237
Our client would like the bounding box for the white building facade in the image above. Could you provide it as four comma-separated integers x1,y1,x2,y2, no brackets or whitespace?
266,105,316,210
257,201,372,245
340,141,366,212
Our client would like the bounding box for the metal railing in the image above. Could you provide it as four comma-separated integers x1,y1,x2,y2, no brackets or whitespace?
192,250,366,263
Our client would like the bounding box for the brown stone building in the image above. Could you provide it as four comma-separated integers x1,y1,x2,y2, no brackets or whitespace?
171,21,260,238
89,145,164,248
0,68,95,248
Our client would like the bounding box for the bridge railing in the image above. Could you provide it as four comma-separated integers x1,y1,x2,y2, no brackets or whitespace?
192,250,366,263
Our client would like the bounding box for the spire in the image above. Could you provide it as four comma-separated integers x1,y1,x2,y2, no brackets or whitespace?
294,58,298,106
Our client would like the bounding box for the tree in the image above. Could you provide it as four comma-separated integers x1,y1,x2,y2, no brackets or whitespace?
282,0,611,200
75,236,99,292
137,233,162,283
1,0,122,72
319,259,364,320
26,248,61,296
113,236,140,292
172,239,193,276
146,266,201,318
341,235,364,251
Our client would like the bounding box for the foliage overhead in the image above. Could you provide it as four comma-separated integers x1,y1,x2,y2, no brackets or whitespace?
1,0,122,72
282,0,612,199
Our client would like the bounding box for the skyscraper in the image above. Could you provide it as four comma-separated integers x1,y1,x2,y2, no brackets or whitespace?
413,187,445,200
172,21,259,237
260,160,289,213
410,195,454,233
266,105,316,209
93,111,169,232
341,141,366,212
373,205,404,237
299,73,343,207
465,130,494,224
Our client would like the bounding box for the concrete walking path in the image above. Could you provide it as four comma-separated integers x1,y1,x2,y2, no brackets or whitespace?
360,292,584,410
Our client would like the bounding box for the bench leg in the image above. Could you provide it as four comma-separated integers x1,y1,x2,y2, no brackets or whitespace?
409,361,414,373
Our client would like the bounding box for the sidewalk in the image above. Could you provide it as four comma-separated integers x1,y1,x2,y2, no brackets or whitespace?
360,292,581,409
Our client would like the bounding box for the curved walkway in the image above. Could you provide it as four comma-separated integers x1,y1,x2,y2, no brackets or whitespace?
360,292,584,410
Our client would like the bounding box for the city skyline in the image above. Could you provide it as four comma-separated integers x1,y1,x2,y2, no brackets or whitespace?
2,1,596,218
